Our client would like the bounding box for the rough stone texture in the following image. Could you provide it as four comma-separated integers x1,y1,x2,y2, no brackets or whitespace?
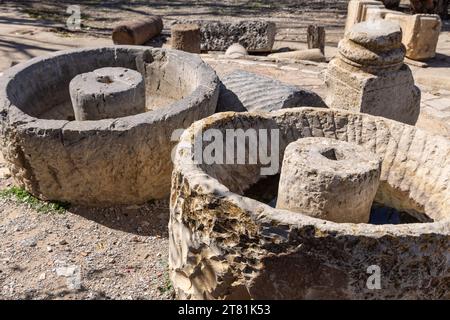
385,13,442,61
0,46,220,206
224,43,248,59
217,70,326,113
169,107,450,300
268,49,326,62
112,16,163,45
325,21,421,125
69,67,146,121
277,138,381,223
177,20,276,52
171,24,201,54
344,0,385,32
307,25,325,54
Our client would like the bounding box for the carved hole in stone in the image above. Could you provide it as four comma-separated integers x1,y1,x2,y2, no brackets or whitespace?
320,148,339,161
96,75,113,84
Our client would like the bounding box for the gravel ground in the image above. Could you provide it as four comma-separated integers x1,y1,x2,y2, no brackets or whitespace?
0,165,173,300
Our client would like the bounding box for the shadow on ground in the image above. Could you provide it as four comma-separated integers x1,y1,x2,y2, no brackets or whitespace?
69,200,170,237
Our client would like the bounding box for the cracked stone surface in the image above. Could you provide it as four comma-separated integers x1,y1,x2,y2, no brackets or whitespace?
169,107,450,300
0,46,220,206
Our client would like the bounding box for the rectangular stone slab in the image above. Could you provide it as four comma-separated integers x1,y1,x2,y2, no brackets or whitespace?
174,20,276,52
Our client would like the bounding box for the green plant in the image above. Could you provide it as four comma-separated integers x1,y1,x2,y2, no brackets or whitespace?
157,260,174,296
0,186,69,214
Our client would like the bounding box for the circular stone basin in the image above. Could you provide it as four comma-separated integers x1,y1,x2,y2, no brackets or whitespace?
170,107,450,300
0,46,219,206
277,137,381,223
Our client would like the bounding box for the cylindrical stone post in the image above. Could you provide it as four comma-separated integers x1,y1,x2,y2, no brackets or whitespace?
112,16,163,45
69,67,146,121
276,138,381,223
307,25,325,54
171,23,201,53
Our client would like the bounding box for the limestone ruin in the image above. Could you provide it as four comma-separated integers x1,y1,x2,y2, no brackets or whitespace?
0,46,219,206
169,107,450,299
0,1,448,302
171,23,202,54
345,0,442,61
69,67,146,121
276,137,382,223
175,20,276,52
385,13,442,60
217,70,326,113
325,20,421,125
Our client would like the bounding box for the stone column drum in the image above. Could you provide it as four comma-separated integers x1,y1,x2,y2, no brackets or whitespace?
171,24,201,54
69,67,146,121
325,20,421,125
276,137,381,223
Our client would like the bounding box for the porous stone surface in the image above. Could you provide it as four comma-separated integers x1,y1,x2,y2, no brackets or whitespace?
177,20,276,52
325,20,421,125
69,67,146,121
171,23,201,54
170,107,450,300
112,15,163,45
217,70,326,112
224,43,248,58
385,13,442,61
268,49,326,62
277,137,381,223
0,46,220,206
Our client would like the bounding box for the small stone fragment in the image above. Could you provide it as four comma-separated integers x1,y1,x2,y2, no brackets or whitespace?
268,49,326,62
224,43,248,58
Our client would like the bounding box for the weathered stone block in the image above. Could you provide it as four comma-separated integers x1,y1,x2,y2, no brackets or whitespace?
325,21,420,125
345,0,385,32
170,108,450,300
170,23,201,54
69,67,145,121
112,15,163,45
385,13,442,60
177,20,276,52
217,70,326,113
277,138,381,223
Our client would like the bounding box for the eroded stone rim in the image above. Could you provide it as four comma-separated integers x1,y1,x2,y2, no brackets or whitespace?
174,108,450,238
284,137,381,175
0,45,218,133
